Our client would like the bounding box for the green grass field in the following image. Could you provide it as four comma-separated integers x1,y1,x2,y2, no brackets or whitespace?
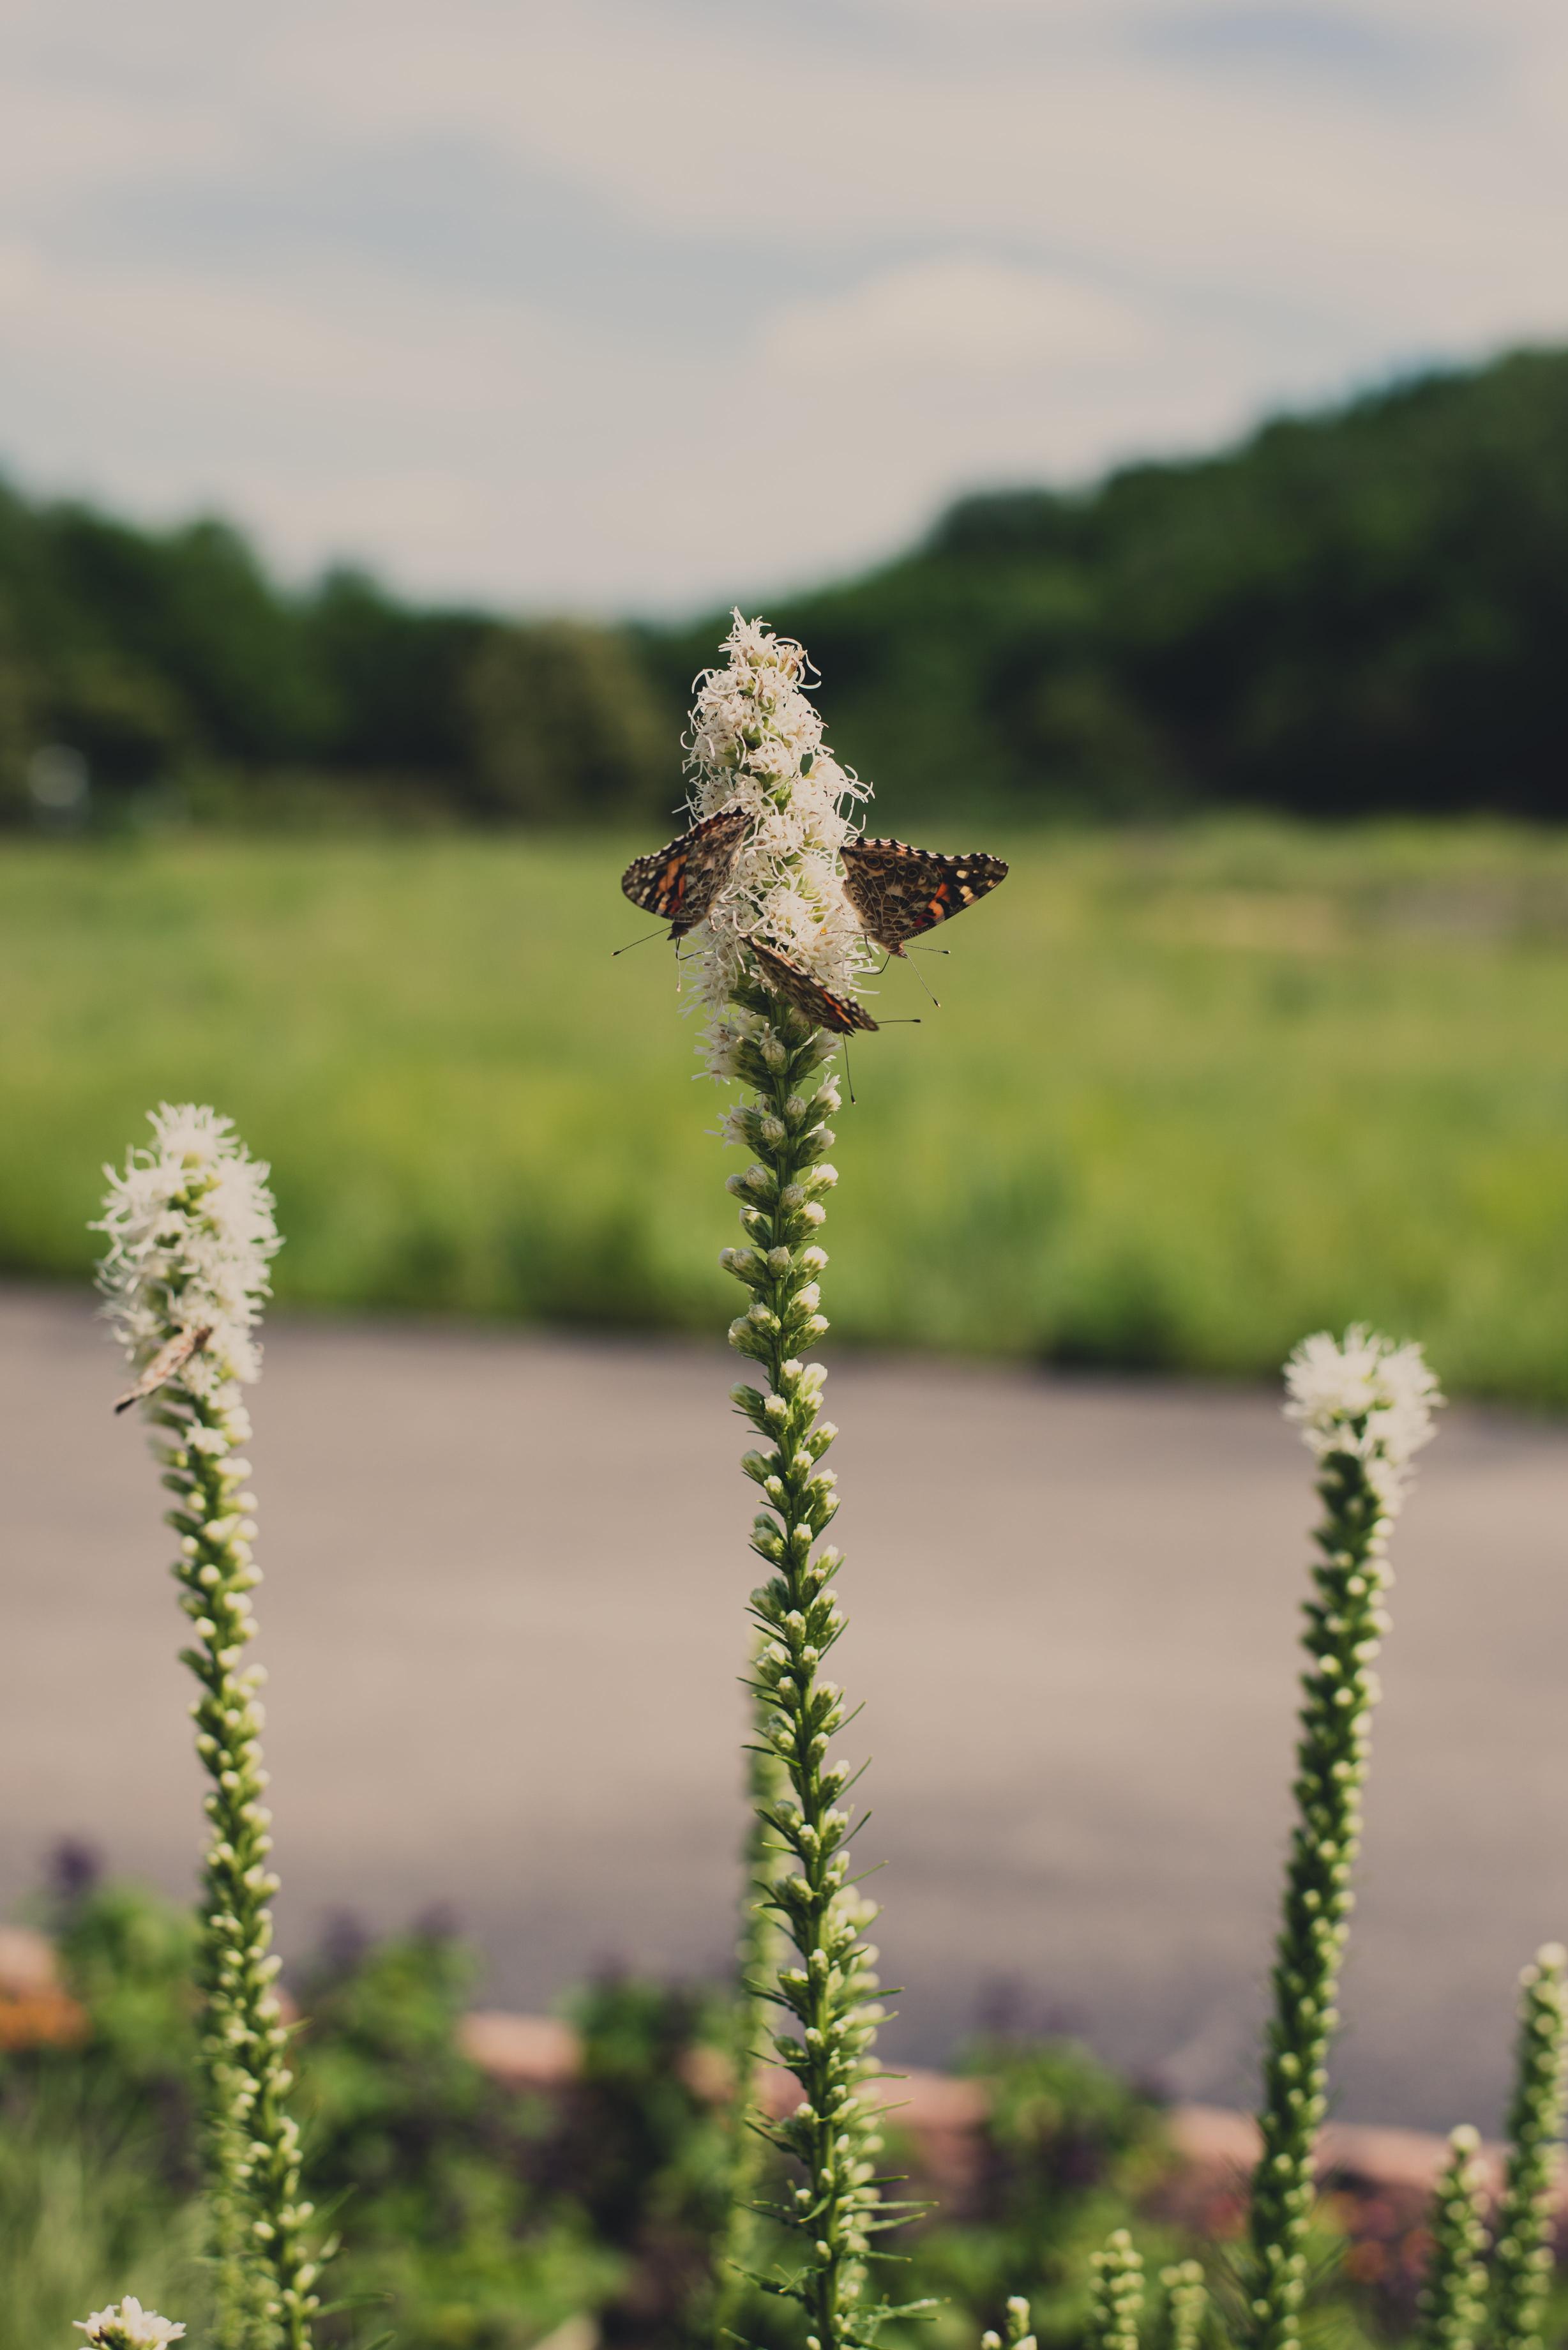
6,822,1568,1404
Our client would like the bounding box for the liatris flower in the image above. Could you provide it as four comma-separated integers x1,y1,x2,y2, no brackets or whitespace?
1488,1945,1568,2350
96,1102,280,1396
1415,2126,1489,2350
1282,1323,1441,1510
684,612,875,1073
75,2300,186,2347
1088,2231,1145,2350
95,1107,324,2350
1246,1325,1442,2350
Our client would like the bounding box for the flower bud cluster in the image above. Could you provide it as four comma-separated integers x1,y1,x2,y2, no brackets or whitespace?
1489,1947,1568,2350
1416,2126,1488,2350
1160,2261,1207,2350
1088,2231,1145,2350
1247,1331,1439,2350
983,2294,1037,2350
720,984,893,2350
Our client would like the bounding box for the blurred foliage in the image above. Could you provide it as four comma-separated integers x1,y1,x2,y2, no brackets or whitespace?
0,1875,1202,2350
0,482,681,825
4,345,1568,823
908,2040,1181,2350
11,1872,1510,2350
11,823,1568,1400
464,622,670,822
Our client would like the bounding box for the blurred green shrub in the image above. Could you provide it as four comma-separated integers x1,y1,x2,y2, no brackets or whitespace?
463,621,674,823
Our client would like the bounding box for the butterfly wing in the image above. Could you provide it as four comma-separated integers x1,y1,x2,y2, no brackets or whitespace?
750,941,880,1035
621,808,748,937
841,837,1008,953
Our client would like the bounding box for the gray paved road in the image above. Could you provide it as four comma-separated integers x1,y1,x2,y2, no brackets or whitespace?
4,1285,1566,2131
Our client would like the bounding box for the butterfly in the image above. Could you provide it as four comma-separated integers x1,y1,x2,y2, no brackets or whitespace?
621,807,748,940
113,1324,213,1414
749,940,880,1034
840,837,1008,956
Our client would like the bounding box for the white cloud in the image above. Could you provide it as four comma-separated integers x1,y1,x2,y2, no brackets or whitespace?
762,260,1149,376
0,0,1564,609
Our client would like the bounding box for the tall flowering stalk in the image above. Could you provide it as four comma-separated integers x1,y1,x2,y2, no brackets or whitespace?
1415,2128,1489,2350
668,621,899,2347
96,1105,324,2350
1488,1944,1568,2350
1245,1326,1442,2350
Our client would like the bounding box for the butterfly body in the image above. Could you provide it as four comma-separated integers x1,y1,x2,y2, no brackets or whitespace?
621,807,748,939
749,940,879,1035
840,836,1008,955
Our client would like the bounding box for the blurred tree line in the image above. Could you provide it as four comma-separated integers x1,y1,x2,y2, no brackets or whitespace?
0,497,681,828
4,342,1568,829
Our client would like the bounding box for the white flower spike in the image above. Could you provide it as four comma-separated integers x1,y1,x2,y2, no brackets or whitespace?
92,1108,321,2339
684,613,875,1073
94,1102,280,1402
76,2300,186,2347
1283,1323,1442,1512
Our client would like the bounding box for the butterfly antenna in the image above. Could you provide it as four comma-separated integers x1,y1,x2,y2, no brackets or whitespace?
908,944,951,956
880,1017,923,1026
612,928,668,957
908,959,941,1009
842,1040,856,1106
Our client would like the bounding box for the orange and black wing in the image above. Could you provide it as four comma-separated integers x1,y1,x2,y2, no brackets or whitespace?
841,837,1007,953
621,808,748,938
750,940,879,1035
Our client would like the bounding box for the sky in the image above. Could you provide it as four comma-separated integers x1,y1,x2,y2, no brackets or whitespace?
1,0,1565,616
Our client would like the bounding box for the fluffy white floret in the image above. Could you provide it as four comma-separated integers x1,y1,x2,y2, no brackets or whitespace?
685,612,875,1071
94,1103,280,1399
77,2300,186,2347
1283,1324,1442,1509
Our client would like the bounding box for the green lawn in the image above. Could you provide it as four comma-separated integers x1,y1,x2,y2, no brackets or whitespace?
6,821,1568,1404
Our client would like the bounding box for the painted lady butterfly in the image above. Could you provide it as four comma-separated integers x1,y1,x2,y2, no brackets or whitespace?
749,940,880,1035
840,837,1007,955
621,807,748,939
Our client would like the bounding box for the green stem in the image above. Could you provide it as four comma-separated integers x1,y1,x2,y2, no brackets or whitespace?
1488,1946,1568,2350
158,1390,323,2348
720,974,893,2350
1415,2127,1488,2350
1246,1446,1390,2350
714,1678,788,2343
